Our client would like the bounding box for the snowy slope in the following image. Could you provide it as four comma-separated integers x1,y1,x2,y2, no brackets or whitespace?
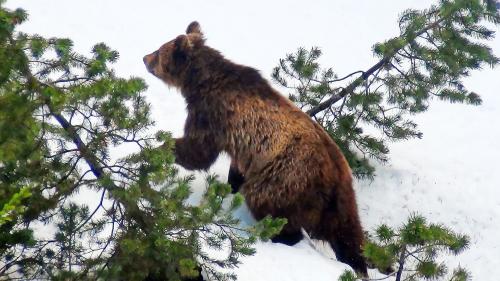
5,0,500,280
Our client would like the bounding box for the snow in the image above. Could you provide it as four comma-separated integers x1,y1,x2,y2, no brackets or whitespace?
232,240,351,281
4,0,500,280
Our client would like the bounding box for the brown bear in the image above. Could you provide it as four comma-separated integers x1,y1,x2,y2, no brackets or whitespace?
143,21,368,276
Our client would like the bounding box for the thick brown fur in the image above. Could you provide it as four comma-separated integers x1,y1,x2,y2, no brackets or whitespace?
143,21,368,276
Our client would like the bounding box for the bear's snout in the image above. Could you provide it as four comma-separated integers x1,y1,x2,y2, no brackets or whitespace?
143,51,158,74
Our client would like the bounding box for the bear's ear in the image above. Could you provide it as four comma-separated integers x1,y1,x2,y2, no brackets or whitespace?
172,35,190,66
186,21,203,35
174,35,191,53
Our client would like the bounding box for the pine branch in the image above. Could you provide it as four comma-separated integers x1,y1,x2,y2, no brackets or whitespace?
307,13,445,117
49,108,104,179
74,189,106,232
307,58,389,116
395,244,407,281
22,71,152,232
311,70,365,84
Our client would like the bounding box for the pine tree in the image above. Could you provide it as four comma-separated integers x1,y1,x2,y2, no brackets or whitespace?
273,0,500,178
0,3,285,280
339,214,471,281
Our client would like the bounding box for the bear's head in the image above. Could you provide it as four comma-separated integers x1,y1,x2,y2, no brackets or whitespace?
143,21,206,89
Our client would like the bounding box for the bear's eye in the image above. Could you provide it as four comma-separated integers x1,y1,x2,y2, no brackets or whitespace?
150,50,159,68
159,50,176,73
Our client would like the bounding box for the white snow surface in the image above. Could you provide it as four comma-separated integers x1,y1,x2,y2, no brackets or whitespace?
5,0,500,280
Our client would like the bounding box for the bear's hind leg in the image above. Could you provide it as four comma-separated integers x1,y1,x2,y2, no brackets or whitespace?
322,209,368,277
329,233,368,277
227,161,245,194
271,230,303,246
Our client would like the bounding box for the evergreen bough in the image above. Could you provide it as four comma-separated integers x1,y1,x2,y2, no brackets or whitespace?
339,214,471,281
273,0,500,178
